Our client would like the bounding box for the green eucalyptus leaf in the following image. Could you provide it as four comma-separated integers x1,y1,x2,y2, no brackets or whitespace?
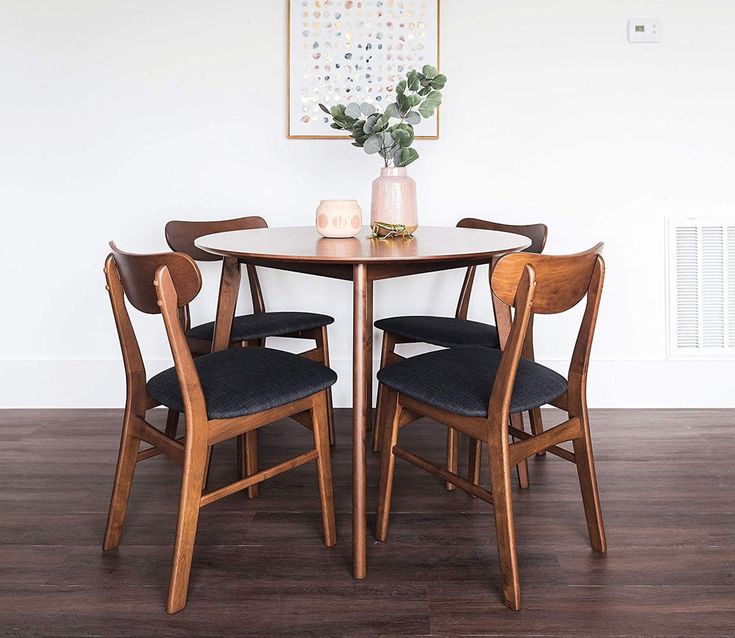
330,104,347,119
431,74,447,90
330,123,343,129
383,131,394,148
385,103,400,118
319,103,331,114
360,102,376,116
406,70,420,92
398,147,419,167
409,94,422,107
391,127,408,145
363,113,379,134
422,65,438,79
397,123,415,147
363,133,383,154
417,102,435,118
396,79,407,94
345,102,362,118
418,90,442,118
396,92,411,114
419,86,432,96
375,112,391,131
372,115,389,133
425,90,442,106
405,111,421,125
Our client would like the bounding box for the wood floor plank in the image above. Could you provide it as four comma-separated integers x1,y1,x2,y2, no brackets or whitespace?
0,408,733,636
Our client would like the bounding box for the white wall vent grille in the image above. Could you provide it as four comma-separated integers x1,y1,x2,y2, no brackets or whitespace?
667,217,735,358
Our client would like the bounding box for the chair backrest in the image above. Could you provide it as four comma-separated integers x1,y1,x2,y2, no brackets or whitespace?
454,218,548,319
105,243,205,418
487,243,605,419
165,216,268,314
109,242,201,314
165,216,268,261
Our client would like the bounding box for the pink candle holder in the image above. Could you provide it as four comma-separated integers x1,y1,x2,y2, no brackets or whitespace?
316,200,363,238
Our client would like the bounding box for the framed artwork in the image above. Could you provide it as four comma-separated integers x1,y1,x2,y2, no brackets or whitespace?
288,0,441,139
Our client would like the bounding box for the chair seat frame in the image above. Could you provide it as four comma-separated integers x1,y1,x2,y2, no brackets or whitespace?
373,218,549,492
103,248,336,614
375,246,607,610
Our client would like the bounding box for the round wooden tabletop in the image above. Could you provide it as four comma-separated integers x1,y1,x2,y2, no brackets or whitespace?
195,226,532,264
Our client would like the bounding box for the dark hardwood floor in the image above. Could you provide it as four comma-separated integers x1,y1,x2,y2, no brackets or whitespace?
1,408,733,637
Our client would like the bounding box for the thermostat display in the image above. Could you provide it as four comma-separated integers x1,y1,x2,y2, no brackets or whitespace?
628,18,661,43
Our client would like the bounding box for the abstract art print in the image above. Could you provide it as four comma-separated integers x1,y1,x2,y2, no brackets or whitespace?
288,0,440,139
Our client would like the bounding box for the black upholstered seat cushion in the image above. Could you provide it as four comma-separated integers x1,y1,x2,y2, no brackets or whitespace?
377,346,566,417
374,315,500,349
187,311,334,343
147,348,337,420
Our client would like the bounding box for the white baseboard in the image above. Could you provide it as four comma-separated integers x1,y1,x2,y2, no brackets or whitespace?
0,358,732,409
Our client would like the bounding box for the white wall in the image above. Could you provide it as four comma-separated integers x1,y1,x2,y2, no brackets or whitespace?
1,0,734,408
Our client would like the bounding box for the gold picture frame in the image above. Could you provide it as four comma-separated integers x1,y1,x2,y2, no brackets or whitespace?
287,0,441,140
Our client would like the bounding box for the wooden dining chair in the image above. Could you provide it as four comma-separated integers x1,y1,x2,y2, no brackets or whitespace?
103,243,337,614
373,218,548,491
165,216,337,452
375,243,606,610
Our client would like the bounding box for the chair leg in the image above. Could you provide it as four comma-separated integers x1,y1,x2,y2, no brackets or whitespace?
469,419,532,495
572,409,607,553
326,386,336,447
375,388,401,542
203,445,214,492
165,409,179,438
445,428,459,491
316,326,337,446
486,429,522,611
311,391,337,547
103,412,140,551
529,407,545,456
510,413,530,489
236,434,244,478
373,331,396,452
372,383,384,453
166,441,208,614
468,439,482,487
234,432,259,499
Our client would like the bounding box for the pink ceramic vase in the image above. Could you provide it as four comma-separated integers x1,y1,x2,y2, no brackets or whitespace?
370,167,418,236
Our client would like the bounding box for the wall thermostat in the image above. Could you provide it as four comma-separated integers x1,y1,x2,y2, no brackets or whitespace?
627,18,661,43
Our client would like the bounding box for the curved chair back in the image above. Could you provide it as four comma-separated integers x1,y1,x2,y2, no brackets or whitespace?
165,216,268,261
454,218,548,319
109,242,201,314
105,243,204,415
165,216,268,314
488,243,605,418
457,218,548,254
491,242,603,314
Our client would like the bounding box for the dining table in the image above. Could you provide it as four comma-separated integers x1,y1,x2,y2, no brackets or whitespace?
195,225,532,579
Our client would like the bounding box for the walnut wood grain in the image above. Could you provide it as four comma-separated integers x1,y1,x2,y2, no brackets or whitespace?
195,226,531,264
375,244,607,611
103,245,337,614
372,219,546,485
3,406,735,635
198,225,533,581
168,216,338,447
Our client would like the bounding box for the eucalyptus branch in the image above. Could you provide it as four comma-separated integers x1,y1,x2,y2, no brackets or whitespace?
319,66,447,169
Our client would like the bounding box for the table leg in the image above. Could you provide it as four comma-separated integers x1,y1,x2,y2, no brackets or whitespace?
212,256,240,353
352,263,372,579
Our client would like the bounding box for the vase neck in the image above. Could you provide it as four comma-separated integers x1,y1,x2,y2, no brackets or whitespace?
380,167,407,177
